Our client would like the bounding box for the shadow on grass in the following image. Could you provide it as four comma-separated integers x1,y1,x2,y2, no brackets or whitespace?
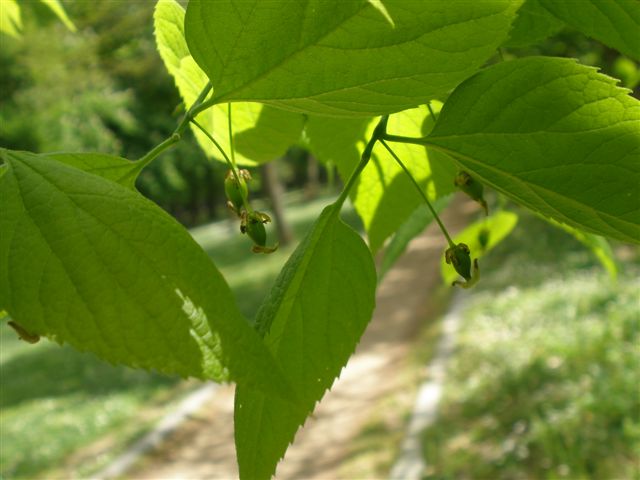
0,340,178,409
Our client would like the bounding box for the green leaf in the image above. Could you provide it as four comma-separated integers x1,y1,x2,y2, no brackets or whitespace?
154,0,304,166
0,0,21,38
504,0,564,48
43,151,140,188
427,57,640,245
544,217,618,279
235,204,376,480
0,149,293,400
540,0,640,61
185,0,522,116
304,115,369,168
379,196,451,281
37,0,76,32
441,211,518,285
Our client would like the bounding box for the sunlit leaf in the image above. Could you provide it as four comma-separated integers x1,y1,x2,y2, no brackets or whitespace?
0,149,293,400
428,57,640,245
154,0,304,166
540,0,640,61
235,204,376,479
185,0,522,116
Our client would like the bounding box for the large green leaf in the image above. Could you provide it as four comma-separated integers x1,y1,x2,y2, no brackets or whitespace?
540,0,640,61
43,151,139,189
441,210,519,285
185,0,522,116
426,57,640,245
154,0,304,166
0,149,292,400
504,0,564,48
234,204,376,479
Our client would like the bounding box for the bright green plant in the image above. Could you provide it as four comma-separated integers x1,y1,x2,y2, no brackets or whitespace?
1,0,638,478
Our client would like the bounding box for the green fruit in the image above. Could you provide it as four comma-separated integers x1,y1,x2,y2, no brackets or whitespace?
445,243,472,280
246,214,267,246
224,169,250,213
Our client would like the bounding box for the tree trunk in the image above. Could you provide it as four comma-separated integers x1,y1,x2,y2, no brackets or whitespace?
261,160,294,246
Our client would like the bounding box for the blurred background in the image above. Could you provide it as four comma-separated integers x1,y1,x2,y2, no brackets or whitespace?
0,2,638,479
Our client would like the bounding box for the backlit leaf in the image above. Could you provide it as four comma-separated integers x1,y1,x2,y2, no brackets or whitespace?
43,151,139,189
0,149,292,400
185,0,522,116
154,0,304,166
427,57,640,244
504,0,564,48
540,0,640,61
235,204,376,479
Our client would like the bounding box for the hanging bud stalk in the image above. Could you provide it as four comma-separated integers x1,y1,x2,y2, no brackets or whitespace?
378,138,480,288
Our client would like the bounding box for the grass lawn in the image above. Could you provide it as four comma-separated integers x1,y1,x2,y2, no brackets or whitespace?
421,209,640,480
0,192,354,479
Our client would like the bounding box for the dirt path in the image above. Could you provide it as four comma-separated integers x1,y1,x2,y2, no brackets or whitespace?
128,203,473,480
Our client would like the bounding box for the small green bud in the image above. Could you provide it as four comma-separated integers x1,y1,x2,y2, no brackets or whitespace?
454,171,488,215
445,243,472,281
224,169,251,214
241,211,278,254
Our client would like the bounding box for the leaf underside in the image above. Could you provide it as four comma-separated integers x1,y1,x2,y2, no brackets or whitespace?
185,0,522,116
0,149,292,400
235,204,376,480
154,0,304,166
428,56,640,245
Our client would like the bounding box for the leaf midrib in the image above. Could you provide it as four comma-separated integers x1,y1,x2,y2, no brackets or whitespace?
424,141,639,240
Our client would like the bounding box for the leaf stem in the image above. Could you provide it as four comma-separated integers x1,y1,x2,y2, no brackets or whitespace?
228,104,236,167
335,115,388,209
381,133,426,146
191,119,252,213
134,82,213,171
379,139,455,247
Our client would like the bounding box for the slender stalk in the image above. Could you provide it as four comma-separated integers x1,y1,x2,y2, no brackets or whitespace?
174,82,213,136
335,115,388,209
191,119,234,169
228,104,236,167
379,139,455,247
134,82,213,171
381,133,426,146
133,134,181,175
191,119,251,212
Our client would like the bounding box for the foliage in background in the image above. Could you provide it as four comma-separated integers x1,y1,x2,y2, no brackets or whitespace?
1,1,639,479
423,211,640,480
